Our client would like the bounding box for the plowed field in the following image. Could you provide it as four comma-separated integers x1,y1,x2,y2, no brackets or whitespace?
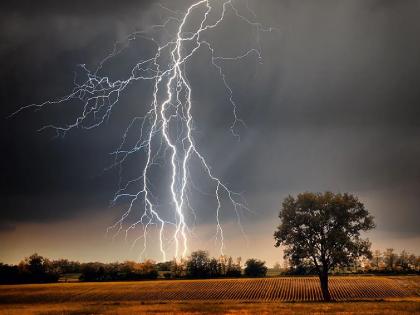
0,276,416,303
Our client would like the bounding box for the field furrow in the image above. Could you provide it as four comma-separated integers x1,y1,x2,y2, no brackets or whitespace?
0,276,417,303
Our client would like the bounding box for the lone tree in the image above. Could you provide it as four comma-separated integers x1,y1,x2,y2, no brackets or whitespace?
274,192,375,301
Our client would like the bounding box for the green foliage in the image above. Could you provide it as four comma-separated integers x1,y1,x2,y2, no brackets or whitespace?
274,192,375,272
274,192,375,300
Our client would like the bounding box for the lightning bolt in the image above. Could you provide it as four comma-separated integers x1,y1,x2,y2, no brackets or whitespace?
10,0,274,261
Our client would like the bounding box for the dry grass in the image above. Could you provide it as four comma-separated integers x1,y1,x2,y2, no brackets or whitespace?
0,276,418,314
0,300,419,315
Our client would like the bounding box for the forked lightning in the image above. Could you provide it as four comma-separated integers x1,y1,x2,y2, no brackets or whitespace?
11,0,273,261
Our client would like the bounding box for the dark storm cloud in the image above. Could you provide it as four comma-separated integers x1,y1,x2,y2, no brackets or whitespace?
190,0,420,236
1,0,420,246
0,0,154,16
0,0,155,54
1,0,156,224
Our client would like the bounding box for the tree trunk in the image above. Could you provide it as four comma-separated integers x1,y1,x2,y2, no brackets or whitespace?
319,271,331,302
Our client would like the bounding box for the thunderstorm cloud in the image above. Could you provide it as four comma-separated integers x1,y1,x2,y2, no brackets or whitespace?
1,0,420,264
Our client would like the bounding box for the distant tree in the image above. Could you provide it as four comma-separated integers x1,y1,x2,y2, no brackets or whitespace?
136,260,158,279
156,261,173,272
397,250,409,271
50,259,81,274
0,263,20,284
225,256,242,277
1,254,63,284
186,250,211,278
236,257,242,268
218,255,228,275
209,258,220,278
116,261,131,280
79,260,159,282
25,253,46,275
272,262,281,271
274,192,375,301
372,250,382,270
384,248,397,271
171,258,186,278
244,259,267,277
79,263,103,281
18,253,59,283
408,254,418,271
416,257,420,272
360,257,372,272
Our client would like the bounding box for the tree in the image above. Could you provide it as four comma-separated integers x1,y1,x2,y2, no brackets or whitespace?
226,256,242,277
272,262,281,271
135,260,159,279
156,261,173,272
384,248,397,271
244,259,267,277
274,192,375,301
0,263,20,284
186,250,210,278
397,250,409,271
25,253,46,275
50,259,81,274
171,258,186,278
408,254,418,271
209,258,220,277
18,253,59,283
372,249,382,270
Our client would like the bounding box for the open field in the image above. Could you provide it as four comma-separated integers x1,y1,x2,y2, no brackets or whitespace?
0,276,416,303
0,276,419,314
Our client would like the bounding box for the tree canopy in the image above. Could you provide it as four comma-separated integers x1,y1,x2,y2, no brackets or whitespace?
274,192,375,301
244,259,267,277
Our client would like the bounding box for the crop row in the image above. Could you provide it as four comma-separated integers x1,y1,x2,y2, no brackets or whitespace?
132,277,411,301
0,277,412,303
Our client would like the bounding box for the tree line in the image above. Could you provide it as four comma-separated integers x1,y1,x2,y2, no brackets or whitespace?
279,248,420,275
170,250,267,278
0,251,268,284
367,248,420,273
1,249,418,285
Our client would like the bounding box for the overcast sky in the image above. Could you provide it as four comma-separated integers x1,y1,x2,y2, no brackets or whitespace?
1,0,420,265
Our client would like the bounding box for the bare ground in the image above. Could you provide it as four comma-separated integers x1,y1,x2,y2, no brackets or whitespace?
0,276,418,314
